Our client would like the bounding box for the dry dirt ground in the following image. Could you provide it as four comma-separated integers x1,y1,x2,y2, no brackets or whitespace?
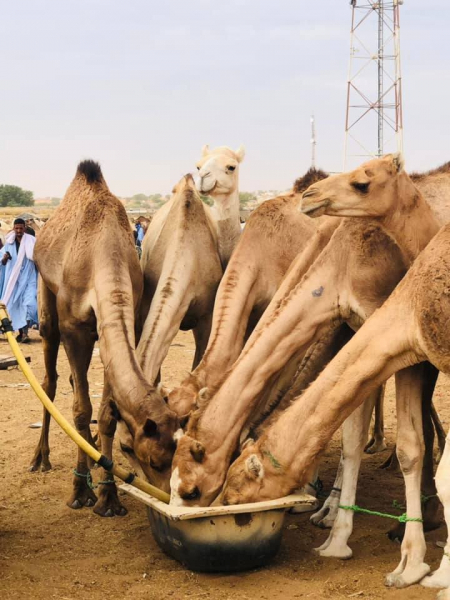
0,330,447,600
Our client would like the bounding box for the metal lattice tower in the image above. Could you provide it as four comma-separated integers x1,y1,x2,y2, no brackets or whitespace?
344,1,404,170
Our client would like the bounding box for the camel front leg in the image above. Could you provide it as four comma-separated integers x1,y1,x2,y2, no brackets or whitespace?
30,282,60,472
310,456,343,528
314,388,378,559
385,365,430,588
421,431,450,590
61,327,98,510
93,380,128,517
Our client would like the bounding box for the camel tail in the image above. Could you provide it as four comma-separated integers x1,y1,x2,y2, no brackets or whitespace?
76,160,103,184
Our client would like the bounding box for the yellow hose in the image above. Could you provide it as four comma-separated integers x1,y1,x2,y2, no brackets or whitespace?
0,305,170,504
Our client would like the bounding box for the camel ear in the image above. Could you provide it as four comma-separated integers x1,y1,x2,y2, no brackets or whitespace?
392,152,404,173
198,387,210,405
190,441,205,462
235,145,245,163
143,418,158,438
202,144,210,157
245,454,264,480
156,382,171,402
240,438,255,452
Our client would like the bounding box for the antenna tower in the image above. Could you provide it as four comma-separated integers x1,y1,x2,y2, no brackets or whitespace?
344,1,404,170
310,115,316,168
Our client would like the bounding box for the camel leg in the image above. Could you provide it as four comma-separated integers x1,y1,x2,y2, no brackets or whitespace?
192,313,213,371
314,388,377,559
385,365,430,588
365,385,388,454
389,362,441,541
432,402,447,463
30,283,60,472
93,379,127,517
421,431,450,590
61,327,98,509
310,456,343,528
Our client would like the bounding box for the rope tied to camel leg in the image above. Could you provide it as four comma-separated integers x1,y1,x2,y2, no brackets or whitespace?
338,503,423,523
73,469,96,490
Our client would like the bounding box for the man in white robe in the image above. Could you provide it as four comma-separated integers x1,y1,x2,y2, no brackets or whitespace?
0,218,38,343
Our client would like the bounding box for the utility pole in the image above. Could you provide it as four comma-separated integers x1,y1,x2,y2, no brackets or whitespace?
344,0,404,170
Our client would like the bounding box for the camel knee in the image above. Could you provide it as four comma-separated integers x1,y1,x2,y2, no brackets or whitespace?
396,435,424,474
73,408,92,432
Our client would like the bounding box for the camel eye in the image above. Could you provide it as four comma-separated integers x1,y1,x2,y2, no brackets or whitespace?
196,166,200,170
120,443,134,455
352,181,370,194
227,165,236,172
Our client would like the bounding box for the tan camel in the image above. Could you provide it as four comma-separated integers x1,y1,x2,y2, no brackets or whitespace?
137,146,244,386
196,144,245,266
221,221,450,593
169,155,440,512
168,168,329,418
31,161,179,515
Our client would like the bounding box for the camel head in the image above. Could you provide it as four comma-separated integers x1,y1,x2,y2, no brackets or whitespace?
220,442,302,506
196,145,245,198
169,433,228,507
301,153,405,219
111,398,180,493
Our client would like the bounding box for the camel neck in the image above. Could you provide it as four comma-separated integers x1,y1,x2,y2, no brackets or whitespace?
210,188,241,223
381,174,440,263
209,188,241,266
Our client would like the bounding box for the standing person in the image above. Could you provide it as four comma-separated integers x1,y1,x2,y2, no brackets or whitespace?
0,218,38,343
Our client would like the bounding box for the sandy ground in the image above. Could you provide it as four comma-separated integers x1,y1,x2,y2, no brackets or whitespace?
0,329,447,600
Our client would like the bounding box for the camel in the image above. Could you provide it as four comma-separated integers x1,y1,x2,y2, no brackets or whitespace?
167,167,329,418
169,155,442,512
137,146,244,386
30,161,179,516
220,220,450,594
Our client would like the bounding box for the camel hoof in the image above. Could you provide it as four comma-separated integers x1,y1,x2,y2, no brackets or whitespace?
316,544,353,560
364,438,387,454
85,497,95,507
421,572,450,589
70,499,83,510
386,564,430,588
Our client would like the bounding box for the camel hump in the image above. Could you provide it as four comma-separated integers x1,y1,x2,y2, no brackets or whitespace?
76,159,103,184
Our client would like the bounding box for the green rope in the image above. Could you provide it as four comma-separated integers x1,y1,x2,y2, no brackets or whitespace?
262,449,282,470
339,504,423,523
421,493,438,504
73,469,95,490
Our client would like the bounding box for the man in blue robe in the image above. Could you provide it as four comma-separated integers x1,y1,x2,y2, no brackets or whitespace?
0,218,38,343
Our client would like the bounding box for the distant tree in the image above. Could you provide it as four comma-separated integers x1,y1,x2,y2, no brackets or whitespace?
239,192,256,208
50,197,61,206
0,185,34,207
131,193,148,204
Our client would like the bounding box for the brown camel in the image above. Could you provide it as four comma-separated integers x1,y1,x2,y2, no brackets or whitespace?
168,168,329,418
221,221,450,593
30,161,179,515
138,146,244,385
169,155,441,512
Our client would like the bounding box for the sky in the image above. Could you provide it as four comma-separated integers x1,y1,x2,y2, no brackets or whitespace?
1,0,449,198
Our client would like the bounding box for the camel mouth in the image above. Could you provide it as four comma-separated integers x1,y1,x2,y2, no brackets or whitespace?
301,199,330,217
197,179,217,194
